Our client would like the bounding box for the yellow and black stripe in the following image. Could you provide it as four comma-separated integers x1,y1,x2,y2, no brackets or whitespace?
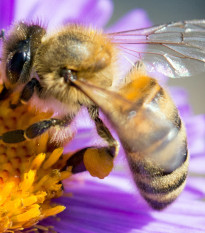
123,70,189,209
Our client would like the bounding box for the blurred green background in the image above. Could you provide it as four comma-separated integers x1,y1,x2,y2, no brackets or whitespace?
109,0,205,114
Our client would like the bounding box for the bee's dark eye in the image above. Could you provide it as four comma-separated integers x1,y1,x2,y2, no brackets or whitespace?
60,68,77,83
6,39,31,83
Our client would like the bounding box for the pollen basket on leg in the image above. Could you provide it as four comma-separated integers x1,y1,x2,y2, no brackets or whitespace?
0,85,73,232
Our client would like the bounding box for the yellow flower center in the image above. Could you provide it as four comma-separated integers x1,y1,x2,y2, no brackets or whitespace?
0,87,72,232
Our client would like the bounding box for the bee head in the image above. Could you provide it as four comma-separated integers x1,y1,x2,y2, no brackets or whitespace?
1,22,45,85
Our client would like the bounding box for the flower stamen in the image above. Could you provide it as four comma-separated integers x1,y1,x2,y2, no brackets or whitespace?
0,85,73,232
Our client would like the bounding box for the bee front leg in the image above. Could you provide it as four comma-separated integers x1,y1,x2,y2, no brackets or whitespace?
0,84,11,100
0,116,72,143
10,78,42,108
65,106,119,179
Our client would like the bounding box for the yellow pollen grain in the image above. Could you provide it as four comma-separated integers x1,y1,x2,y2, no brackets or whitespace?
84,148,114,179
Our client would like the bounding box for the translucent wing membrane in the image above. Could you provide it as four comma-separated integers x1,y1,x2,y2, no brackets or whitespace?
108,20,205,78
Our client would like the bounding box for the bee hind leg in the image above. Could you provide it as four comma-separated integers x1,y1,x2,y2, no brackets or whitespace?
65,146,118,179
80,106,119,178
63,106,119,178
65,148,87,174
87,105,119,158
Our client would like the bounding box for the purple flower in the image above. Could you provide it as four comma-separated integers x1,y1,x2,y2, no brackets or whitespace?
0,0,205,232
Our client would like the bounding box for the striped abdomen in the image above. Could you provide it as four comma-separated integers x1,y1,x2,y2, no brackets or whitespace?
120,72,189,210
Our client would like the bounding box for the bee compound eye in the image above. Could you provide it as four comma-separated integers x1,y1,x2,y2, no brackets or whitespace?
6,40,31,83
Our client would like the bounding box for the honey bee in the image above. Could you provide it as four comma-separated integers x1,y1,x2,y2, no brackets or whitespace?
0,20,205,210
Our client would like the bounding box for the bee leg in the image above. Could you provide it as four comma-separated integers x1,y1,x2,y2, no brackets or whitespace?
66,148,87,174
65,146,116,179
73,106,119,178
0,84,11,100
10,78,42,108
63,106,119,178
20,78,42,103
88,106,119,158
0,117,72,143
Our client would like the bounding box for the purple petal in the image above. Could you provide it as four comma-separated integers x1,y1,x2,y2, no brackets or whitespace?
0,0,15,28
14,0,113,30
41,171,205,233
150,200,205,233
187,115,205,156
170,87,190,110
170,87,205,156
0,0,15,54
189,153,205,174
107,9,151,32
185,176,205,200
77,0,113,28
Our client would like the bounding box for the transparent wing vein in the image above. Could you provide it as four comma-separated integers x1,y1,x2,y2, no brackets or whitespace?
108,20,205,78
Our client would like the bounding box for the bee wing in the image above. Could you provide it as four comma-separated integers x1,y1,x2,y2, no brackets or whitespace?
108,20,205,78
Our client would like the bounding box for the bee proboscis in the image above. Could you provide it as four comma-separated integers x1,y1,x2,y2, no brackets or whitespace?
0,20,205,209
